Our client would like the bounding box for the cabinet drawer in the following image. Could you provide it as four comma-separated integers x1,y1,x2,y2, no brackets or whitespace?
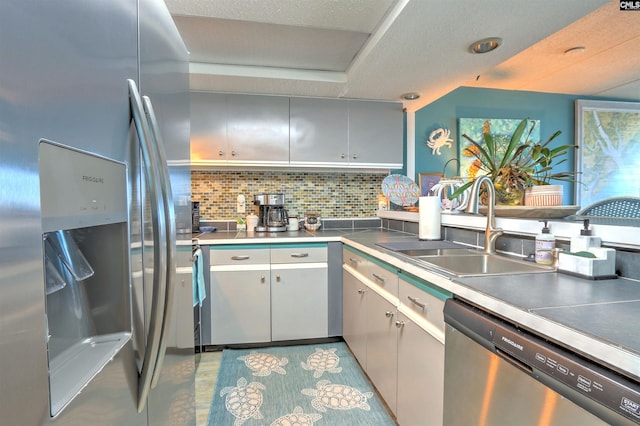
399,278,448,333
343,247,367,271
271,245,327,264
210,246,270,266
364,260,398,296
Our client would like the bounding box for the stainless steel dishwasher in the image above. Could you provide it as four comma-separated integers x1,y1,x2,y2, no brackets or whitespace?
443,298,640,425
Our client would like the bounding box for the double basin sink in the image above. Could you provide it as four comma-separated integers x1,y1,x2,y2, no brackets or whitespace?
378,242,554,278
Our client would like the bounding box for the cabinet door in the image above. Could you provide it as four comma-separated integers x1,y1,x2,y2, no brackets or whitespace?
342,268,367,366
289,97,348,165
396,312,444,426
271,265,328,341
210,268,270,344
366,290,398,415
348,100,403,167
226,94,290,164
190,92,227,162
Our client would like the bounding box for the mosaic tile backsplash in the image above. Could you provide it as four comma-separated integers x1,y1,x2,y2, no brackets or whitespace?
192,171,387,220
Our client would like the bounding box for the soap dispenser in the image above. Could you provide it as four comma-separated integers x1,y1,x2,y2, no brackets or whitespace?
535,220,555,265
571,219,602,252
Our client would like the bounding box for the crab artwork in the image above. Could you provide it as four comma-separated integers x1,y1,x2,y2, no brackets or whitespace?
219,377,266,426
301,347,343,378
301,380,373,412
237,352,288,377
270,406,322,426
427,128,453,155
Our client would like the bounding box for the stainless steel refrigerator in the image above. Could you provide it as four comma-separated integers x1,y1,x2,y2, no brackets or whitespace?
0,0,195,425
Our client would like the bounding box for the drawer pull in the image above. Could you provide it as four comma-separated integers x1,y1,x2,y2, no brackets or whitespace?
348,257,362,264
261,276,265,283
276,275,281,282
372,273,386,283
357,289,366,295
385,311,394,318
395,321,405,329
407,296,426,309
231,255,250,261
291,252,309,258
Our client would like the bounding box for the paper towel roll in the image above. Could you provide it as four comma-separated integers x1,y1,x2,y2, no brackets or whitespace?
419,196,441,240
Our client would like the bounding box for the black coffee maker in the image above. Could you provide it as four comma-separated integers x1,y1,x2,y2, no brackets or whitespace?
254,193,288,232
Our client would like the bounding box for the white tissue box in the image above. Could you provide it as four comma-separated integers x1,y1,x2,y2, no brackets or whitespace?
558,248,616,279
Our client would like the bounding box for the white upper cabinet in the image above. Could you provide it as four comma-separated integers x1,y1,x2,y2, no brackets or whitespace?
190,93,289,166
226,94,290,165
190,93,403,170
190,92,227,163
348,100,403,169
290,97,349,165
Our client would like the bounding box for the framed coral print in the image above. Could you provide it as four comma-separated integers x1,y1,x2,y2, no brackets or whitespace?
575,100,640,207
418,173,442,196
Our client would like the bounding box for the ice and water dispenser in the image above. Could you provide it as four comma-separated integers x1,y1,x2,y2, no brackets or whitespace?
39,141,131,416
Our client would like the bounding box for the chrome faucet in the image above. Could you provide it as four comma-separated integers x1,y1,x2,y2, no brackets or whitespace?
465,176,503,254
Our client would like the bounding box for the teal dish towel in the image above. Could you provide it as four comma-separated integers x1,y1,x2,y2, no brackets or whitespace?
192,248,206,307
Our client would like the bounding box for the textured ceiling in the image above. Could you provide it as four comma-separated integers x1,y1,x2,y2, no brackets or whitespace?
165,0,639,111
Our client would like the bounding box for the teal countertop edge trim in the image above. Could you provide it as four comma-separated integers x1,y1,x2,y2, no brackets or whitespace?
344,245,400,275
398,271,452,302
210,242,327,250
345,244,452,301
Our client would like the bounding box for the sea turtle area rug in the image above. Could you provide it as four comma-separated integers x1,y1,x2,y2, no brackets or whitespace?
207,342,396,426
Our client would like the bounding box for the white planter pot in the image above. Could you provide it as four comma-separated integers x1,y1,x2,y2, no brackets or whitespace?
524,185,563,206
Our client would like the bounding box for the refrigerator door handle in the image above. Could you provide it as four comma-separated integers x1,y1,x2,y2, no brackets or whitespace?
142,95,177,389
128,79,168,413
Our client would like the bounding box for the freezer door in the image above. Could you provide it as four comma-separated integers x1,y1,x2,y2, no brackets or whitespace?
0,0,144,425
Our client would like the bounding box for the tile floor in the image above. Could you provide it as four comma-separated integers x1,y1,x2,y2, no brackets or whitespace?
195,351,222,426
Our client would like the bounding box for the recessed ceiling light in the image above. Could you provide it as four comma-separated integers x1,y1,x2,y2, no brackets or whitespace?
401,92,420,100
469,37,503,54
564,46,586,55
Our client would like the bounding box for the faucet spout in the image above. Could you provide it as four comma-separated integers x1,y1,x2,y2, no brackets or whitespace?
465,176,503,254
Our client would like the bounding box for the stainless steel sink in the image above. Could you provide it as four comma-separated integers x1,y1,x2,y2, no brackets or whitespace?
398,249,554,277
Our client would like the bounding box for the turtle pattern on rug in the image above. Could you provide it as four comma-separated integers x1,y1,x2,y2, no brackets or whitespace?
208,342,395,426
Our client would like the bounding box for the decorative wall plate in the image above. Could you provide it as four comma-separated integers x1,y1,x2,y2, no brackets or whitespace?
381,175,420,206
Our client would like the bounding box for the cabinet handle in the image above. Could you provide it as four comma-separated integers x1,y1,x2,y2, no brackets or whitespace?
372,273,386,283
385,311,394,318
261,276,265,283
218,150,225,156
407,295,426,309
352,154,358,160
357,289,366,295
276,275,281,282
348,258,361,265
291,252,309,258
340,153,346,159
231,255,250,261
231,150,238,157
395,321,405,329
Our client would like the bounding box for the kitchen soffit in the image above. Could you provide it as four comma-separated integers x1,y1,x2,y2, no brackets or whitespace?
165,0,639,111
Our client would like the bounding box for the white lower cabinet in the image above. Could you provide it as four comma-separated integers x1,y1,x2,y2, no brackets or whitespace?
210,269,271,344
342,267,367,366
271,264,328,341
342,246,449,425
396,311,444,426
210,243,328,345
366,290,398,414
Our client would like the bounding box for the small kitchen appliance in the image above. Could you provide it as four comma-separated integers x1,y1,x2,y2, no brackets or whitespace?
254,193,289,232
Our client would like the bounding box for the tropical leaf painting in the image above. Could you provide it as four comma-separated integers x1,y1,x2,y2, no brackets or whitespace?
458,118,540,180
577,102,640,207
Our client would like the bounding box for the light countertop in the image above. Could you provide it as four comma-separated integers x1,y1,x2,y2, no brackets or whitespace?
193,226,640,382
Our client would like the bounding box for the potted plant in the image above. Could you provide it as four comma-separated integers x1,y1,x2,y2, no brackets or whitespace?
452,118,577,206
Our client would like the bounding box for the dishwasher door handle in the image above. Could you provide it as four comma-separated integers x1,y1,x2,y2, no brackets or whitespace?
495,348,533,374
